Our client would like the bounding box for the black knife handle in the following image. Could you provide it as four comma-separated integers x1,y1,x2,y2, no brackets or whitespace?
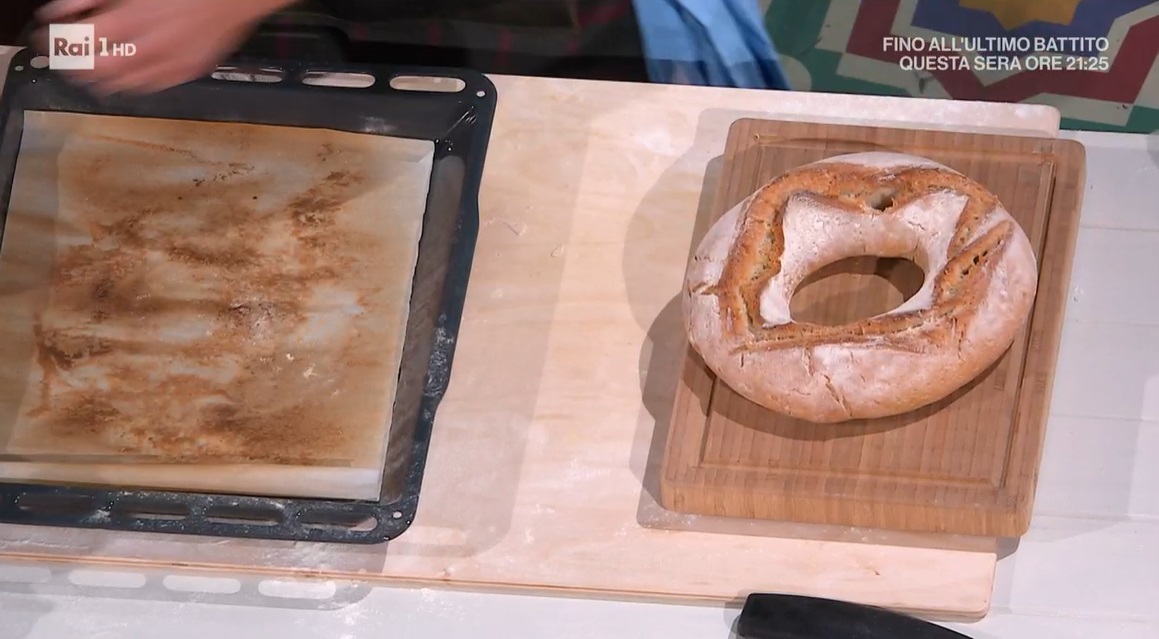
736,594,974,639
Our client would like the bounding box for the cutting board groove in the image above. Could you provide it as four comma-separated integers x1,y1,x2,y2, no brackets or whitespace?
660,119,1085,537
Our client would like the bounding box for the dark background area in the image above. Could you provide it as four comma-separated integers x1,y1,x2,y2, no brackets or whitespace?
0,0,650,82
2,0,38,44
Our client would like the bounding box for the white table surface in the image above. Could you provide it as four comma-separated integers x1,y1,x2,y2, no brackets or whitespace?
0,45,1155,638
3,129,1157,639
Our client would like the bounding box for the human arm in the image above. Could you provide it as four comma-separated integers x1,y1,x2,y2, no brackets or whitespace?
34,0,297,94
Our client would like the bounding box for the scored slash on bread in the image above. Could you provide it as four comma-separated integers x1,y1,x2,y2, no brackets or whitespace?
702,167,1013,349
682,152,1039,423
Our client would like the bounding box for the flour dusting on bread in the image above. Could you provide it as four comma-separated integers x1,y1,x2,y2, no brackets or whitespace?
682,151,1039,423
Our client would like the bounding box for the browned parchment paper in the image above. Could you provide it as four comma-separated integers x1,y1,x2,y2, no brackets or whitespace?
0,111,434,499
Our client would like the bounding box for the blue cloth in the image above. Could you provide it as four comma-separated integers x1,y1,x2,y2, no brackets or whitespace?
630,0,791,90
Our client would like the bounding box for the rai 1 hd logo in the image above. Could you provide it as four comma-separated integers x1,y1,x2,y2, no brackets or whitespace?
47,23,136,70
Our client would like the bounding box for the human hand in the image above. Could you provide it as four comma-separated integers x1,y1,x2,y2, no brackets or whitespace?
34,0,294,94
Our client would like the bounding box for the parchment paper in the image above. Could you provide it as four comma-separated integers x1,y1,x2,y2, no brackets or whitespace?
0,111,434,500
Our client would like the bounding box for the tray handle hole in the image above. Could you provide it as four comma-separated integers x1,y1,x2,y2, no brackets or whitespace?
301,71,376,88
30,56,49,69
389,75,465,93
110,500,189,522
16,493,97,515
211,66,285,83
298,510,378,532
205,505,283,527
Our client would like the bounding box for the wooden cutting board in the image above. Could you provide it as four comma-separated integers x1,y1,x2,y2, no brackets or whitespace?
0,111,435,500
660,119,1085,537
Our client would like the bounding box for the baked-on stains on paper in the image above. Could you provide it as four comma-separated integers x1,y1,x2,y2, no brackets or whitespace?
0,112,434,499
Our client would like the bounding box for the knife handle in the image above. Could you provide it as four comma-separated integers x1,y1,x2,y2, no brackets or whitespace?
736,593,974,639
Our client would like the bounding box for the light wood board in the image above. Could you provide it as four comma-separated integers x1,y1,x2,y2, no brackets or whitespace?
0,111,435,500
0,63,1068,621
660,119,1086,538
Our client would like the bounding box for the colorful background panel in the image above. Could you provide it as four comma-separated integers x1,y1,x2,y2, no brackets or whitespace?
763,0,1159,132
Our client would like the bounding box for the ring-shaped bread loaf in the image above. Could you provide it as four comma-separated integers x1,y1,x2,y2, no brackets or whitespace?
682,152,1039,423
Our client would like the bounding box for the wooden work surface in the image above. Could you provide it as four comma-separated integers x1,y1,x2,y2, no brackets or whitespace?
662,119,1085,538
0,47,1065,621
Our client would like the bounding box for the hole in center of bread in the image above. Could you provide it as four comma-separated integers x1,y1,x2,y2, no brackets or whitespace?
865,188,896,211
790,256,925,326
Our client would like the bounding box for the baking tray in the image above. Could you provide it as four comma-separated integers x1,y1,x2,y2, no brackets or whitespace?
0,47,497,543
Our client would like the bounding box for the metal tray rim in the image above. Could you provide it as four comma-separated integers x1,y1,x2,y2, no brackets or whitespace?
0,48,497,544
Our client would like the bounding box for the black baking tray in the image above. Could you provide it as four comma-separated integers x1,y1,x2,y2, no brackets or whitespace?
0,46,496,544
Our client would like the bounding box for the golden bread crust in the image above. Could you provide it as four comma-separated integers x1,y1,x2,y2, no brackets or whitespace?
682,152,1039,423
